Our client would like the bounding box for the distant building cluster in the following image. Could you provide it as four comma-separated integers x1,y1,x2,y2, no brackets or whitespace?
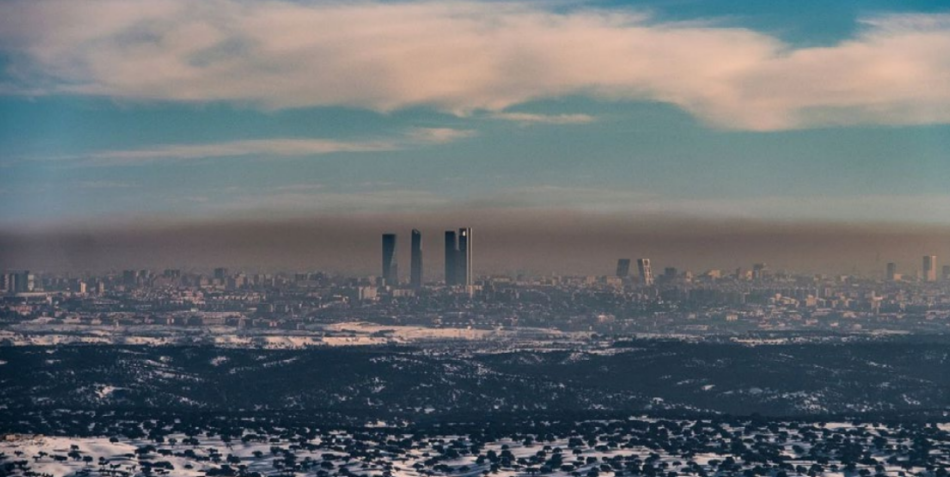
381,227,474,294
4,231,950,336
609,255,950,288
0,270,34,294
5,250,950,336
886,255,948,282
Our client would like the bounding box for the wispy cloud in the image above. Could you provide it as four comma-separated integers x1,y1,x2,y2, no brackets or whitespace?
406,127,478,144
53,128,474,165
81,139,394,164
490,112,596,125
0,1,948,130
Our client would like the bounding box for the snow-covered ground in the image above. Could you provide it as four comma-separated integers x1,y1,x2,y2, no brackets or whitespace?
0,322,579,349
2,417,947,477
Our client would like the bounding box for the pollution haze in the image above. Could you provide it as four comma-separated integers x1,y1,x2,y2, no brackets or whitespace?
2,211,949,277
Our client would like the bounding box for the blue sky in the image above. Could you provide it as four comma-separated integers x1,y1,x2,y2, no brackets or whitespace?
1,0,950,227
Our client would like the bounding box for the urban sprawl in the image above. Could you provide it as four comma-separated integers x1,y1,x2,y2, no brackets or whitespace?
3,230,950,338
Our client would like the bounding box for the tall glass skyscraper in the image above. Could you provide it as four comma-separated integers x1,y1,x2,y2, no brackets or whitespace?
458,228,472,290
616,259,631,278
410,229,423,289
923,255,937,282
444,230,457,286
382,233,398,285
637,258,653,286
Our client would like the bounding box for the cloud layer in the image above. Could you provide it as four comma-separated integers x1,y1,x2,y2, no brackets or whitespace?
49,128,473,165
490,112,597,125
1,1,949,130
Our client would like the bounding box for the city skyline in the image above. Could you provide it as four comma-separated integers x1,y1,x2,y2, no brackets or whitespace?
7,214,950,276
10,253,950,301
4,227,949,284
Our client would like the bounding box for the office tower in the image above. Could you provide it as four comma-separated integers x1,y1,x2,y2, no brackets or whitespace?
637,258,653,286
10,270,34,293
410,229,423,289
382,233,398,285
616,259,631,278
923,255,937,282
4,272,15,293
7,273,17,293
663,267,677,281
943,265,950,281
458,228,473,289
752,263,767,280
444,230,457,286
22,271,34,293
886,262,898,281
214,267,229,281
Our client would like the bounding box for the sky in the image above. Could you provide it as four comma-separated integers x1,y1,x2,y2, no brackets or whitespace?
1,0,950,274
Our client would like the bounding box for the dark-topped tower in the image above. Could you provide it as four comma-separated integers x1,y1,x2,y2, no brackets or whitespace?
410,229,423,289
382,233,398,285
444,230,457,286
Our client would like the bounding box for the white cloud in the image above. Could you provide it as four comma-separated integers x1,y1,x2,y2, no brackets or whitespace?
53,128,472,165
406,127,478,144
490,112,596,125
81,138,396,164
0,1,949,130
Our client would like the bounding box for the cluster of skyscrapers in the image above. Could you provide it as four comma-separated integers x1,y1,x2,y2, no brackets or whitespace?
616,258,653,285
0,270,34,294
886,255,949,282
382,228,473,292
